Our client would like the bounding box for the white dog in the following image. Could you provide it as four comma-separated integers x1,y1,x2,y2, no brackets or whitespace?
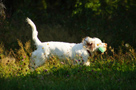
26,18,107,70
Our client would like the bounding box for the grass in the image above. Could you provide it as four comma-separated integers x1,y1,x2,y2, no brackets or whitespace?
0,40,136,90
0,2,136,89
1,2,136,89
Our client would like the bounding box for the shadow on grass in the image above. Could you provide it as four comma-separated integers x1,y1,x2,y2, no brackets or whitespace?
0,65,136,90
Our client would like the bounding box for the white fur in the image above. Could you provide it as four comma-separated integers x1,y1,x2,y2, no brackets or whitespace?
26,18,107,70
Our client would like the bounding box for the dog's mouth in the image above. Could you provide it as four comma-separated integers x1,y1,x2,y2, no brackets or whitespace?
87,46,107,56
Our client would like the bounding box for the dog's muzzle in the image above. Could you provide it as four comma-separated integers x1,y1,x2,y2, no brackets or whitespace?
97,43,107,54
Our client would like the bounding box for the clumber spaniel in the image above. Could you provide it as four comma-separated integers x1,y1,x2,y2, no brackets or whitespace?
26,18,107,70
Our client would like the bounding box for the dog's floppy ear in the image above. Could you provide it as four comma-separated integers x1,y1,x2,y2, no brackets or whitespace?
82,37,95,51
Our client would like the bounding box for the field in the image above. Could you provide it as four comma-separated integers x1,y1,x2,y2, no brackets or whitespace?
0,1,136,89
0,40,136,90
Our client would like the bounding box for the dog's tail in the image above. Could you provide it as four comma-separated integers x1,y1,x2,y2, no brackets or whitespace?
26,17,41,46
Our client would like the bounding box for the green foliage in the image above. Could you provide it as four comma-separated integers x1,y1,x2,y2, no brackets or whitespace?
72,0,136,16
3,0,136,18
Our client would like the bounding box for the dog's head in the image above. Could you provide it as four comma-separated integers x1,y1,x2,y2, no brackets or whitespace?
82,36,107,55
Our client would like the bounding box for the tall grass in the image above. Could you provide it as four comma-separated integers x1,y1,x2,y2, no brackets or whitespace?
0,40,136,90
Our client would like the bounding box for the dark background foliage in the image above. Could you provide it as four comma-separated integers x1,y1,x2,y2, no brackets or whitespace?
0,0,136,51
